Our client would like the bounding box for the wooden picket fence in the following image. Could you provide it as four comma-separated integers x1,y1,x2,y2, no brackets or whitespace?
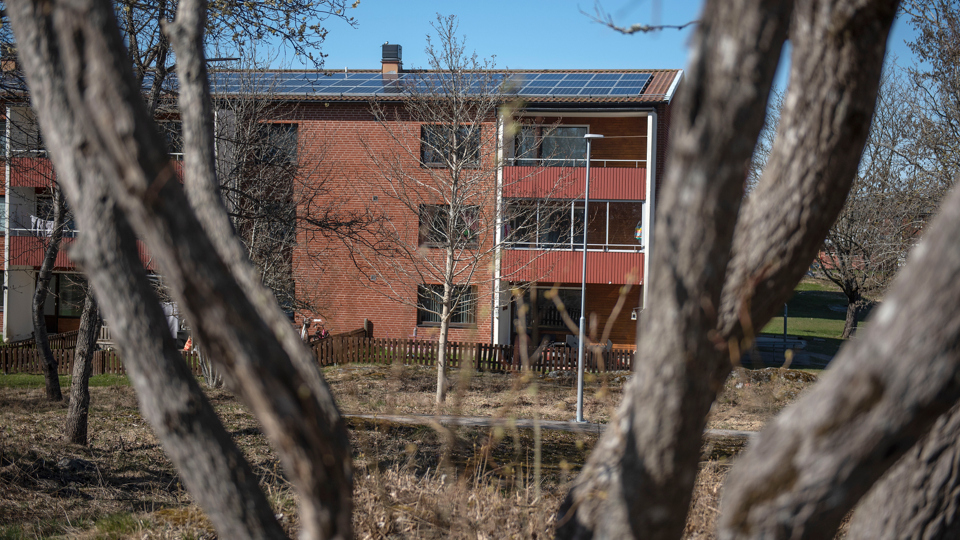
1,329,634,376
0,346,203,376
312,336,634,374
5,329,82,350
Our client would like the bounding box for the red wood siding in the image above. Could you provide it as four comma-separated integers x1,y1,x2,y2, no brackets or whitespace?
10,157,55,188
502,250,643,285
8,236,154,270
503,166,645,200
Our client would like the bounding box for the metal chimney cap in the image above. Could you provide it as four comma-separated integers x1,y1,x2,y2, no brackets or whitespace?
382,43,402,61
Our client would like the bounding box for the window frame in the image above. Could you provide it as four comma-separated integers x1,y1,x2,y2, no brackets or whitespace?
256,123,299,166
418,204,480,249
420,124,481,168
513,124,588,167
417,283,478,328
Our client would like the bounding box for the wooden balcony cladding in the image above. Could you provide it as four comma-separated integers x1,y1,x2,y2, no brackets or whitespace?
9,157,184,188
502,249,643,285
8,236,155,271
503,166,645,200
10,157,56,188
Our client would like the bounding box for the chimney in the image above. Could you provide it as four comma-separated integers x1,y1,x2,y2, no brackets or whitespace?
381,42,402,78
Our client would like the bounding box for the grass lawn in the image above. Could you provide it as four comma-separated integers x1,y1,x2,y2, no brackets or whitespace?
759,278,862,359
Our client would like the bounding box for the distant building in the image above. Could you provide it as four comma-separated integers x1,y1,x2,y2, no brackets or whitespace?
2,44,682,348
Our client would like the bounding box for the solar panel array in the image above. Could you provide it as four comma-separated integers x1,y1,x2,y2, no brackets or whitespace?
208,71,652,98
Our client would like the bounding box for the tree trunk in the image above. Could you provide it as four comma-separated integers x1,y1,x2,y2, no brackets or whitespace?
64,290,102,445
32,187,66,401
6,0,309,537
166,4,352,537
846,403,960,540
436,309,450,405
842,298,863,339
717,171,960,539
556,0,898,536
555,1,793,537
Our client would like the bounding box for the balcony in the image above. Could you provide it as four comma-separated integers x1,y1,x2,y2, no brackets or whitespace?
501,249,643,285
503,159,646,200
8,154,184,188
7,232,155,270
9,155,56,188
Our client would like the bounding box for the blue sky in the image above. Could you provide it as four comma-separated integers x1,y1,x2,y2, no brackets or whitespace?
300,0,919,91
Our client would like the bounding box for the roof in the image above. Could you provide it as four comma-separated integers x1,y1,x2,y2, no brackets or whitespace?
209,69,682,104
0,68,683,105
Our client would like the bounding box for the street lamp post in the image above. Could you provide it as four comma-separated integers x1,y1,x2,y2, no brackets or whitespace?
576,133,603,423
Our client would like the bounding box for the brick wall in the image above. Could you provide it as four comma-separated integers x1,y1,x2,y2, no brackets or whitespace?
289,101,498,341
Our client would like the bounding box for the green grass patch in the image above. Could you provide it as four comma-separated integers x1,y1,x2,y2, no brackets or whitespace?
760,279,859,358
94,512,142,539
0,373,129,388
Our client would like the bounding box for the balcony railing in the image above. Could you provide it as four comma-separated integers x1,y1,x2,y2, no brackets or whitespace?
9,226,79,238
503,164,646,200
505,157,645,168
506,241,643,252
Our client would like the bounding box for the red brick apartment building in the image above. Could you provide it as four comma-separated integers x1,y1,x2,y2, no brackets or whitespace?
2,44,681,348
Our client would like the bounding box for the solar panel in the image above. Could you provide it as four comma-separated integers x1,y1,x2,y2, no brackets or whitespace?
201,71,653,98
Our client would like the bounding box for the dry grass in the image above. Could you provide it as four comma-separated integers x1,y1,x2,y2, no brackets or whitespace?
0,365,819,539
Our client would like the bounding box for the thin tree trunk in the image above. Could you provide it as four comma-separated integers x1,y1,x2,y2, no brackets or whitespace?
436,249,455,405
64,289,101,445
846,403,960,540
32,187,66,401
436,308,450,405
842,298,862,339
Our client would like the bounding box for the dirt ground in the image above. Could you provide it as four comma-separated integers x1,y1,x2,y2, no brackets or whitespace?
0,366,818,539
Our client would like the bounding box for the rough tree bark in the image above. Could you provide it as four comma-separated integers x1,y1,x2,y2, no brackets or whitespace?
556,0,899,537
8,0,352,538
718,175,960,539
842,297,867,339
31,186,66,401
845,403,960,540
165,2,353,536
64,291,102,445
7,2,290,537
556,0,793,537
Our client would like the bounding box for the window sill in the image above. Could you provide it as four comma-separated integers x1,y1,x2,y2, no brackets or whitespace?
417,322,478,329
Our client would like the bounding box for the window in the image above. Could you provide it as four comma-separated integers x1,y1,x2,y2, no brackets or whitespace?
9,109,44,155
417,284,477,326
419,204,479,248
0,199,6,236
514,125,587,166
421,125,480,167
536,288,581,329
505,200,643,250
256,123,298,165
504,201,581,249
37,274,87,318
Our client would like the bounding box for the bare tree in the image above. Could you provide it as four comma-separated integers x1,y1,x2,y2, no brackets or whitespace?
353,15,578,404
31,186,66,401
64,292,102,445
113,0,358,112
903,0,960,199
813,70,929,338
7,0,353,538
